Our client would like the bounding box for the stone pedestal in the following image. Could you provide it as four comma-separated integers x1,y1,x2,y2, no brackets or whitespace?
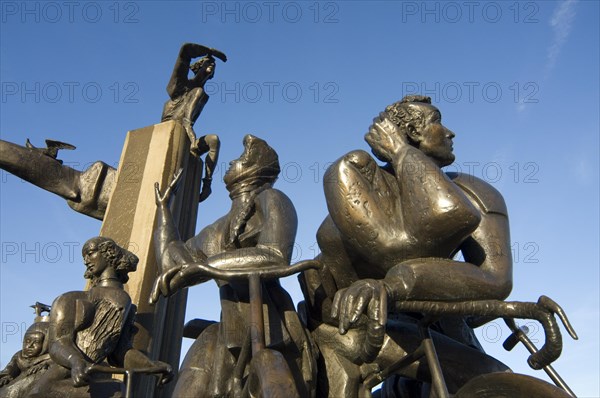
99,121,201,397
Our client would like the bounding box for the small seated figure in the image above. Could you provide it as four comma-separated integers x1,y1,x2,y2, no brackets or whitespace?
161,43,227,149
161,43,227,201
26,236,172,398
0,321,51,398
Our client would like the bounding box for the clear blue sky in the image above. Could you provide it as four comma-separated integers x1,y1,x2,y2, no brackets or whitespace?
1,1,598,395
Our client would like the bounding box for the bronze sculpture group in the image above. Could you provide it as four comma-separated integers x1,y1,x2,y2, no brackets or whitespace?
0,43,578,397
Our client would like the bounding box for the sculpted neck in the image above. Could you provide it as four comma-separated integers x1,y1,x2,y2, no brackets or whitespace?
229,192,252,208
95,277,123,288
92,268,123,288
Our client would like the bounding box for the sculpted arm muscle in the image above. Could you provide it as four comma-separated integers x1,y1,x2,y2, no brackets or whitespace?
385,196,512,302
324,151,406,257
166,43,212,97
394,148,480,243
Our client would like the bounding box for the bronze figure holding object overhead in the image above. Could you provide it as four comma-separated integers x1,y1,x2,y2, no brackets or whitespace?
0,42,226,220
161,43,227,202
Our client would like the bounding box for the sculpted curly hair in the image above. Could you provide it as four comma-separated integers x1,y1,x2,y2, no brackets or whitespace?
83,237,138,284
384,95,432,135
364,95,434,163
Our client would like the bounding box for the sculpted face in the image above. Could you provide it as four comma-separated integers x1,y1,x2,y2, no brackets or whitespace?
22,331,44,358
223,146,248,186
192,58,215,80
223,135,279,193
223,135,259,186
82,240,109,280
411,104,456,167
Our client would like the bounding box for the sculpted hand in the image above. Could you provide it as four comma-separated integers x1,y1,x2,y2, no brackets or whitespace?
331,279,388,335
364,113,409,163
152,360,174,386
26,362,50,376
150,266,184,304
154,168,183,207
0,375,13,387
208,48,227,62
331,279,389,362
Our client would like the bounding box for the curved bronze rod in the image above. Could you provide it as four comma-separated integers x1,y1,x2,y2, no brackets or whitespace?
180,259,321,282
393,296,578,370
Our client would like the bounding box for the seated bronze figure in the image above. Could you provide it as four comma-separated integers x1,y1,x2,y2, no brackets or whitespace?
151,135,317,397
20,237,172,398
0,321,51,398
300,95,576,397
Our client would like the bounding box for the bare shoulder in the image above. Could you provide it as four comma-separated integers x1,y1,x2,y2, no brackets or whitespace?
447,172,508,216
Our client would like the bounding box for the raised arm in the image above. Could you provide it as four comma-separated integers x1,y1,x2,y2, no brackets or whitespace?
368,114,481,250
166,43,213,98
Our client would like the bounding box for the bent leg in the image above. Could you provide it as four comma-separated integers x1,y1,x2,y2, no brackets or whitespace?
173,323,235,398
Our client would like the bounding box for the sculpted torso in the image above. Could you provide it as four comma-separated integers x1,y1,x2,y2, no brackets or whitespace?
309,98,512,328
75,287,133,362
319,151,486,281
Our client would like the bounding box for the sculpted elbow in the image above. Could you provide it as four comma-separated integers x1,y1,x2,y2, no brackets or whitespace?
493,279,513,301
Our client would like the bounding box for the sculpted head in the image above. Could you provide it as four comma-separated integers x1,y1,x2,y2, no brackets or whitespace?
224,134,280,197
82,237,138,284
22,322,49,358
379,95,456,167
223,135,281,248
190,56,216,80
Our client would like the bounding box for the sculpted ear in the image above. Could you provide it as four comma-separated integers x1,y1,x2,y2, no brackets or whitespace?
405,124,421,144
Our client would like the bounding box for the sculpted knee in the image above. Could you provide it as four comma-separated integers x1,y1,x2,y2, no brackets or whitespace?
342,150,374,170
338,150,379,185
203,134,220,148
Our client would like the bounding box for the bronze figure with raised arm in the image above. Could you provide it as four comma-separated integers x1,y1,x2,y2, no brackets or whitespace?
151,135,316,397
161,43,226,201
0,43,225,221
300,95,529,396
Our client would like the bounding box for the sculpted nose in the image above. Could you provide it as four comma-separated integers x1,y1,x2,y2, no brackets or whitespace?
243,134,256,146
446,128,455,139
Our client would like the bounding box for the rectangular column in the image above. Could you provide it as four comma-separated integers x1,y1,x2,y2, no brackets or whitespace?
99,120,201,397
